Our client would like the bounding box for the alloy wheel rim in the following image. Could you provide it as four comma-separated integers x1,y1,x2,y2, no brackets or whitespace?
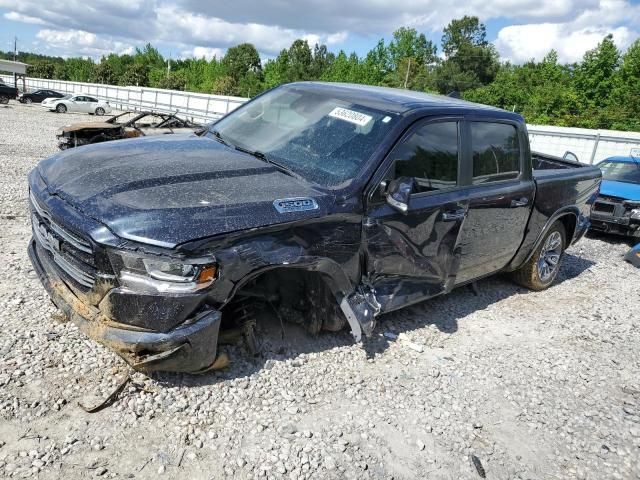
538,231,562,282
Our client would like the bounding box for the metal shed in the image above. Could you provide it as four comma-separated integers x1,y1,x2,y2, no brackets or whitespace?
0,59,29,91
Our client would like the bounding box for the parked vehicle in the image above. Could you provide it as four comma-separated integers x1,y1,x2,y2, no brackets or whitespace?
19,89,65,104
56,111,202,149
0,83,18,104
28,82,601,373
589,152,640,237
41,94,112,115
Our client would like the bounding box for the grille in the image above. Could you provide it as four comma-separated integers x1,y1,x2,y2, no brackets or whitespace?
30,192,97,289
593,202,616,214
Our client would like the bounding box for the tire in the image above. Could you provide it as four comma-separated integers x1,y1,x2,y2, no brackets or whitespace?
95,107,105,116
0,95,8,105
24,97,33,104
511,221,566,291
56,104,67,113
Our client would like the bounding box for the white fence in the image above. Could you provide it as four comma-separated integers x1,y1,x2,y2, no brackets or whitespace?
0,74,248,123
3,74,640,161
528,125,640,165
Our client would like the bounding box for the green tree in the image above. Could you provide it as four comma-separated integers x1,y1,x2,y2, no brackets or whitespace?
605,39,640,130
155,71,187,90
263,50,290,88
92,62,116,84
64,58,95,82
310,44,335,79
222,43,262,83
574,34,620,108
211,75,237,95
436,16,499,93
285,39,313,81
121,63,148,86
387,27,437,69
27,61,56,79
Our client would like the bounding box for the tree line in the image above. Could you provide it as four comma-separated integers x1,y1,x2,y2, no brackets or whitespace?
2,16,639,131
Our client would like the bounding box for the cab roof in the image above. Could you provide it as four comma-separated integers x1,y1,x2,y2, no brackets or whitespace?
285,81,522,121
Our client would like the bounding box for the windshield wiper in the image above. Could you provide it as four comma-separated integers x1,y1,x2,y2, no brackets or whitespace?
234,145,299,179
211,129,233,147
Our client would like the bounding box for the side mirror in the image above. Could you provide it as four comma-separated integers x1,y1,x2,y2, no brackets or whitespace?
563,151,579,163
383,177,414,214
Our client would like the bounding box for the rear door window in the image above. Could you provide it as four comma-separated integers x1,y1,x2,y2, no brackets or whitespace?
470,122,521,184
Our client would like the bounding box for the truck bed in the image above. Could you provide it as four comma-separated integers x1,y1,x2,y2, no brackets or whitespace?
532,151,586,170
507,151,602,270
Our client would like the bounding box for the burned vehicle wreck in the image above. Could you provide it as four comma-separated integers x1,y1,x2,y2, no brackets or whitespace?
28,82,602,373
56,111,201,149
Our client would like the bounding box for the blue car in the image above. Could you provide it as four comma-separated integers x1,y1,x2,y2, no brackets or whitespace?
590,154,640,238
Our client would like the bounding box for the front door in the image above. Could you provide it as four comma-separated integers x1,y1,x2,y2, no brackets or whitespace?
364,119,468,313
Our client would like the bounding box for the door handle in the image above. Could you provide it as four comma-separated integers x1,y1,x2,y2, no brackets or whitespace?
511,197,529,207
442,209,466,221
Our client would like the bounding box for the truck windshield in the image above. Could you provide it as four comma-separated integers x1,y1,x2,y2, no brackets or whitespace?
599,160,640,184
210,86,397,187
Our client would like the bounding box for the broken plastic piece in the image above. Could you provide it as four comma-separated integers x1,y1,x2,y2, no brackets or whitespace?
340,285,381,341
78,374,131,413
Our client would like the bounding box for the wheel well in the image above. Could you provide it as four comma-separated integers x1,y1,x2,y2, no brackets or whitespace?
224,268,346,334
557,214,577,244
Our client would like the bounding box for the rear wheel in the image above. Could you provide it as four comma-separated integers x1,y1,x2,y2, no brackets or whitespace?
56,103,67,113
0,95,8,104
511,222,566,291
95,107,105,116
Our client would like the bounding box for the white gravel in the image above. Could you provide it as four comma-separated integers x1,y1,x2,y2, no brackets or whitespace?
0,102,639,479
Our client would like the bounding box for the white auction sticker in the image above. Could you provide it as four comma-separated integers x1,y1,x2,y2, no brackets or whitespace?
328,107,373,127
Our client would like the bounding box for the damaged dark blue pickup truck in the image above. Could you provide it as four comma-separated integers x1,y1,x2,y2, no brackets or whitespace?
28,82,602,372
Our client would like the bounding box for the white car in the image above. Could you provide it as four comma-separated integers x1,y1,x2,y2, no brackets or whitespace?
41,94,112,115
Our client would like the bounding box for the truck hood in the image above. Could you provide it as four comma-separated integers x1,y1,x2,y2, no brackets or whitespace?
36,134,330,248
600,179,640,201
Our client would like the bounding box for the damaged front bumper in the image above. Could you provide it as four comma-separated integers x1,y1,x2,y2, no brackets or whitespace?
28,239,221,373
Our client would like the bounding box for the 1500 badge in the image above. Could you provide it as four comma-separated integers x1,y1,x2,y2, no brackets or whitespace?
273,197,319,213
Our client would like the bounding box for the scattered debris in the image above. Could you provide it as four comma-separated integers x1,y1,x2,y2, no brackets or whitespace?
471,455,486,478
78,374,131,413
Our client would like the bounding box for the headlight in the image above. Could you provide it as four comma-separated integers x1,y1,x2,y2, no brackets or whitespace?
109,250,218,294
631,209,640,220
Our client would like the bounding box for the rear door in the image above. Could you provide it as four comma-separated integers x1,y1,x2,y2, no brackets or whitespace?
85,96,99,113
454,119,535,284
364,118,469,313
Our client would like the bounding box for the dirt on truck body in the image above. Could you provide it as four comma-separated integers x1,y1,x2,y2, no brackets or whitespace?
28,82,602,373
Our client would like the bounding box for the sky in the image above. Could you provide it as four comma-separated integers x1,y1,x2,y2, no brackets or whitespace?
0,0,639,64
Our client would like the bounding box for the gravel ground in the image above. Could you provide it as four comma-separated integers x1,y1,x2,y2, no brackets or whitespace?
0,102,639,480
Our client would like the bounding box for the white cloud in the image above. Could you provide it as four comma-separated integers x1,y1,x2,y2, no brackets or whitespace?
496,0,640,63
4,11,47,25
497,24,636,63
35,29,134,57
1,0,638,62
153,5,347,55
181,46,225,60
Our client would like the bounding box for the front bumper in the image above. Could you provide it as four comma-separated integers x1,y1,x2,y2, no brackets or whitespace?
590,213,640,237
28,239,221,373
